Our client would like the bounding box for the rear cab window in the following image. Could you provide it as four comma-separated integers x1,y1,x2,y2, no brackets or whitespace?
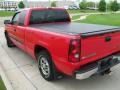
29,9,70,24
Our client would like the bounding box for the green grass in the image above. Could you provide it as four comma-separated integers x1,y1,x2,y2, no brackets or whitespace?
0,11,15,17
72,15,80,20
76,13,120,26
67,10,99,14
0,77,6,90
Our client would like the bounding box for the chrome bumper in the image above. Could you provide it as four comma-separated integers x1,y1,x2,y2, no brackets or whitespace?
76,68,98,80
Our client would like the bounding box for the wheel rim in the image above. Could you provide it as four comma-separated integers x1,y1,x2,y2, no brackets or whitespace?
38,56,50,78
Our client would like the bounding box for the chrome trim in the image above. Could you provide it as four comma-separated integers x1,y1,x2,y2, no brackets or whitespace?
82,53,97,60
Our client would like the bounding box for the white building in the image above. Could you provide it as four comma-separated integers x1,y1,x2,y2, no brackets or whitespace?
0,1,17,9
0,0,76,10
23,0,75,8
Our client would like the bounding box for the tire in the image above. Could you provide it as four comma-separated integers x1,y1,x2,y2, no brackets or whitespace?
37,50,63,81
5,32,15,48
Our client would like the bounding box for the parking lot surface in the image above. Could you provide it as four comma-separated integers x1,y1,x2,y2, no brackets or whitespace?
0,17,120,90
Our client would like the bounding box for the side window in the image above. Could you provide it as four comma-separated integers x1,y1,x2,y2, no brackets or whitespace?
18,10,26,26
12,13,20,25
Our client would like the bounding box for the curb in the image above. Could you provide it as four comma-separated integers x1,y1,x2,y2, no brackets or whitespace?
0,63,14,90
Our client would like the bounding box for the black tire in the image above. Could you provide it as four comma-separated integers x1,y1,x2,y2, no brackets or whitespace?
5,32,15,48
37,50,63,81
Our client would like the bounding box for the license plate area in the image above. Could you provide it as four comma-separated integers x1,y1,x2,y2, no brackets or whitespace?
97,56,120,73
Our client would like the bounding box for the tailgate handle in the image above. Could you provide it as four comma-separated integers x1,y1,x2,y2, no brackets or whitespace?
105,36,111,42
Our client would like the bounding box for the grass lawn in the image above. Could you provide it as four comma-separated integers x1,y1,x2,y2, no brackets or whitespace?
72,15,80,20
67,10,99,14
76,13,120,26
0,77,6,90
0,11,15,17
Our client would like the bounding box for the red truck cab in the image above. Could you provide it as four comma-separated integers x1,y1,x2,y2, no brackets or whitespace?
4,8,120,81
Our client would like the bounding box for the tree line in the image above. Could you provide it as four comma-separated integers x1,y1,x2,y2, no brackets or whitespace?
18,0,120,12
79,0,120,12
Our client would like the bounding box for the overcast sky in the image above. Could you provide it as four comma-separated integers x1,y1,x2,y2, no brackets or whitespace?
5,0,120,2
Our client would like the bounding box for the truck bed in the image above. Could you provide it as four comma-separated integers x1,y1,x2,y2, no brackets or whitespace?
30,22,120,64
30,23,120,37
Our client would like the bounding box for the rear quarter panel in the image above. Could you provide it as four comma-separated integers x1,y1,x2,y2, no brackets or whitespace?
25,27,80,75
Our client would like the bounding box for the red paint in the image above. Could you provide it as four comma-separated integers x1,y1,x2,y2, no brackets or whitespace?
5,8,120,76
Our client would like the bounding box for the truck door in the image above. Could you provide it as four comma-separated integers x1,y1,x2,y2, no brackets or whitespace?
8,12,20,45
9,11,26,51
15,10,27,51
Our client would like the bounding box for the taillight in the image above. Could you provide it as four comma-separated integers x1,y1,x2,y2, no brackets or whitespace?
68,39,80,63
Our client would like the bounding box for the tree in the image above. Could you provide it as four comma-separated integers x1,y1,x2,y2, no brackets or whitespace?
110,0,119,11
51,1,56,7
79,0,87,10
18,1,25,9
98,0,106,12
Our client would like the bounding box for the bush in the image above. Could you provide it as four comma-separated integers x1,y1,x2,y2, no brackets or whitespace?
98,0,106,12
51,1,57,7
110,0,119,12
79,0,87,10
18,1,25,9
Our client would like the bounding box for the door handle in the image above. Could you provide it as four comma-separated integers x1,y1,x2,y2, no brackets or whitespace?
105,36,112,42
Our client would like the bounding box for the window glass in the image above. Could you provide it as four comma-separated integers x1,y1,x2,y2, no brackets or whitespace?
30,9,70,24
12,13,19,24
30,10,46,24
19,10,27,26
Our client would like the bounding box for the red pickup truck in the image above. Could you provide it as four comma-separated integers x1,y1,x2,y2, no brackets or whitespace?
4,8,120,81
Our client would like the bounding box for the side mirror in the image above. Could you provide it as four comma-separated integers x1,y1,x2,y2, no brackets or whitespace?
11,21,18,25
4,20,11,24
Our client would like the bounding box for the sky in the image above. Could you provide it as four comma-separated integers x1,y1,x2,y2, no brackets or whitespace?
5,0,120,2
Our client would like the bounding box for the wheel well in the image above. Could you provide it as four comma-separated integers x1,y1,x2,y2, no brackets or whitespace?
34,45,50,59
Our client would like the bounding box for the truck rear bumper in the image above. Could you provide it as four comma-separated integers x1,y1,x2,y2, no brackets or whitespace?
75,53,120,80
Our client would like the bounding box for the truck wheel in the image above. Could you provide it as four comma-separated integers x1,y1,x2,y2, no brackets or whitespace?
37,50,54,81
37,50,63,81
5,32,15,48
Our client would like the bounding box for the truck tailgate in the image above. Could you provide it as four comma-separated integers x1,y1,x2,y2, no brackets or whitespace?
81,31,120,63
